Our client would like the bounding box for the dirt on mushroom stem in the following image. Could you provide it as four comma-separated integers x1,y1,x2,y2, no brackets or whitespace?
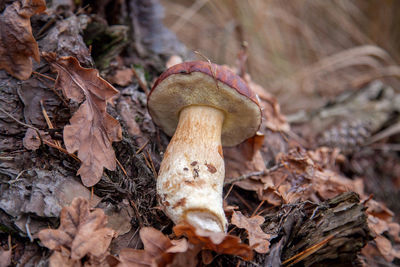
157,105,228,232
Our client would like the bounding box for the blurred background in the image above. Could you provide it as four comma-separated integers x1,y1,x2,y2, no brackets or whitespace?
160,0,400,113
160,0,400,220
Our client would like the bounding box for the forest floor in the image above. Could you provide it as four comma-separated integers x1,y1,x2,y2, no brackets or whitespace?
0,1,399,266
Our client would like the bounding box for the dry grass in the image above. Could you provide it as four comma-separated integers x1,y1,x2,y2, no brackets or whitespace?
160,0,400,112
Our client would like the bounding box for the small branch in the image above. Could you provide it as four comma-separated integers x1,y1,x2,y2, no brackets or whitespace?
224,164,282,185
116,158,128,176
282,234,335,266
42,140,80,162
136,140,149,154
0,107,40,132
33,71,55,81
146,150,158,178
40,99,62,147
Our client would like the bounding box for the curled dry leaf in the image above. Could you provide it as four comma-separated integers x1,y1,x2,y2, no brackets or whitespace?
118,227,189,267
173,223,253,261
38,197,115,265
231,211,271,254
23,128,42,151
42,52,122,187
23,128,53,150
0,0,46,80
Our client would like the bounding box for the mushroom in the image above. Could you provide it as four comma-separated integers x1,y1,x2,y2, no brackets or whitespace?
148,61,262,232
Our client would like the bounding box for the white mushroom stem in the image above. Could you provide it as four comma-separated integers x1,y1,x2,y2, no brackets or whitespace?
157,105,227,232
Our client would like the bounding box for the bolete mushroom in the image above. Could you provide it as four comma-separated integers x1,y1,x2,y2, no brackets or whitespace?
148,61,261,232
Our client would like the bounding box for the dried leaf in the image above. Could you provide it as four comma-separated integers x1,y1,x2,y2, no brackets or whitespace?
173,224,253,261
108,68,133,87
43,52,122,187
23,128,54,151
375,235,394,262
244,74,290,133
23,128,42,150
38,197,115,262
0,0,46,80
118,227,189,267
118,249,153,267
49,250,80,267
231,211,271,254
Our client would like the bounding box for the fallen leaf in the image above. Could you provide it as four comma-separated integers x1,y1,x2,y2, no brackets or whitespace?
23,128,42,151
244,74,290,133
231,211,271,254
388,222,400,243
38,197,115,264
118,227,189,267
173,223,253,261
23,128,54,151
375,235,394,262
366,199,394,221
108,68,133,87
43,52,122,187
0,0,46,80
49,250,79,267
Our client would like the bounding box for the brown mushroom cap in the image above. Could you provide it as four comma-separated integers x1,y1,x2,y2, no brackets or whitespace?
148,61,262,146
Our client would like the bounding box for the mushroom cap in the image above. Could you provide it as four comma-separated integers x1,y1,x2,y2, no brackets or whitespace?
148,61,262,146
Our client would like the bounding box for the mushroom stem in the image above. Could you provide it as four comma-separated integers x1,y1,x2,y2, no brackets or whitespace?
157,105,227,232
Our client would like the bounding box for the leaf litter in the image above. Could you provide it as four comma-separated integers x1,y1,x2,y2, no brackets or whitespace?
38,197,116,266
1,1,399,265
43,52,122,187
0,0,46,80
231,211,270,254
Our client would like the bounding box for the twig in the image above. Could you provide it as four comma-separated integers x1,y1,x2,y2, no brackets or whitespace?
33,71,55,81
282,234,335,266
36,17,57,38
129,200,143,228
223,183,235,200
146,150,158,178
0,107,41,132
33,72,69,107
224,164,282,185
116,158,128,176
136,140,149,154
251,200,265,217
233,190,252,211
0,106,45,146
142,152,154,176
40,99,62,147
42,139,80,162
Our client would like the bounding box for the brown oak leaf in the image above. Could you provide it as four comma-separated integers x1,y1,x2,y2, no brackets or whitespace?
38,197,115,265
0,0,46,80
231,211,271,254
173,223,253,261
42,52,122,187
118,227,190,267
